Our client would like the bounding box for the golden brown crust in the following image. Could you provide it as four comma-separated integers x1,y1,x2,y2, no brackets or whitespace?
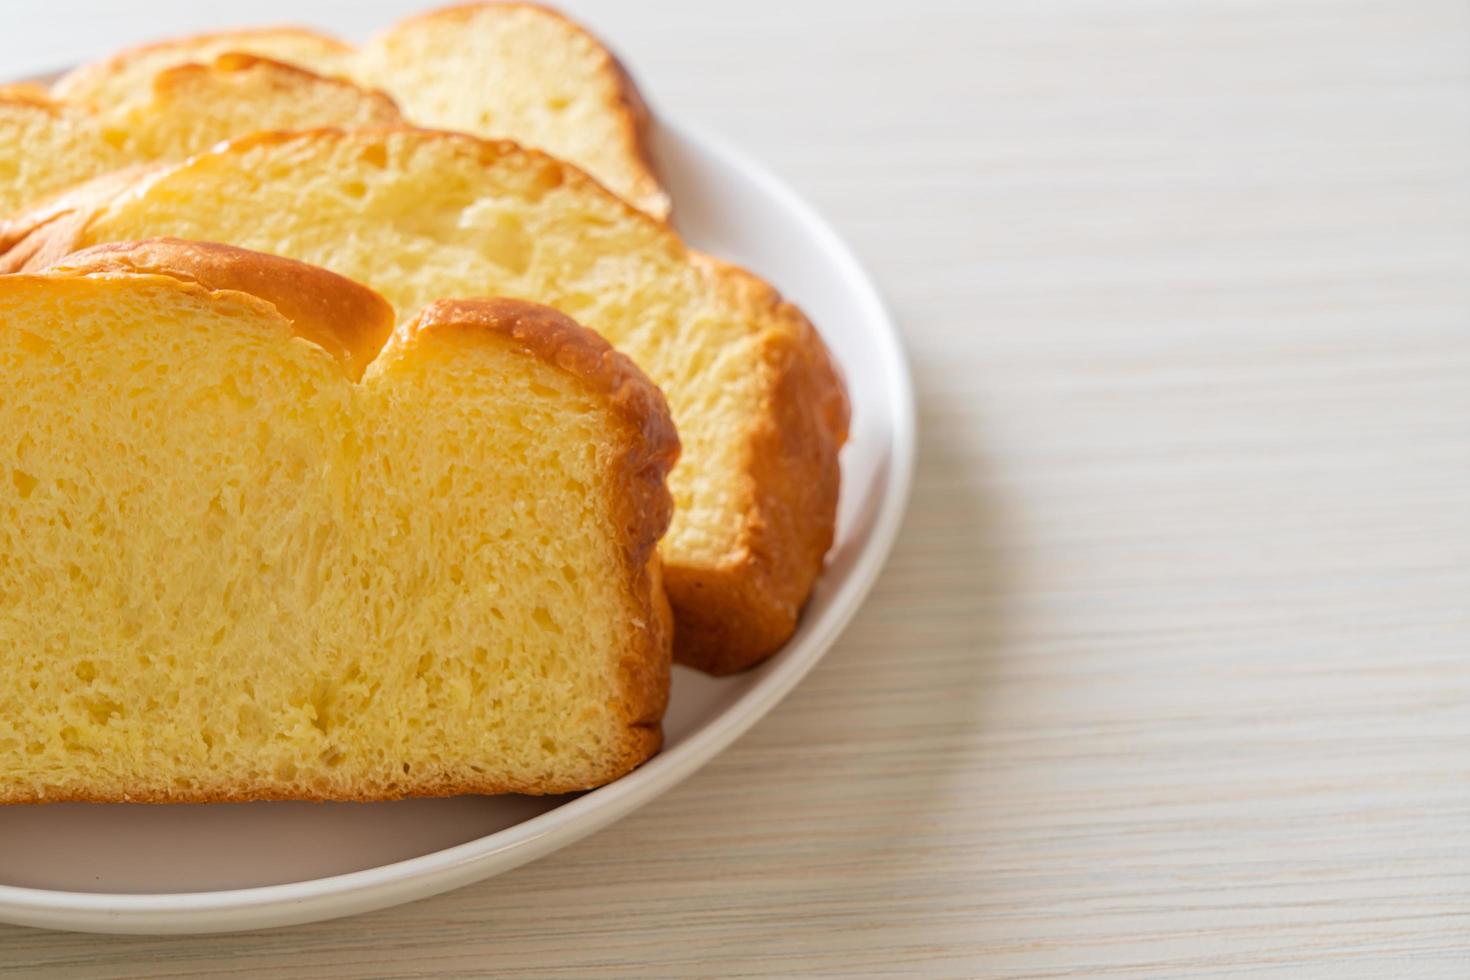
600,39,668,218
45,238,397,381
52,26,354,104
0,84,64,111
398,297,678,753
667,256,851,674
372,1,669,217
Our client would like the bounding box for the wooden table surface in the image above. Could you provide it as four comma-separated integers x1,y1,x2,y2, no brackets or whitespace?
2,0,1468,975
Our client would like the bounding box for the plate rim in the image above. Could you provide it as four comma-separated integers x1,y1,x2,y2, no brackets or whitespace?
0,115,917,934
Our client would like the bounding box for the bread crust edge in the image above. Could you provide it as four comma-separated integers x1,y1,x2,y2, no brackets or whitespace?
667,256,851,675
51,25,354,105
45,238,397,381
153,52,404,123
401,297,679,775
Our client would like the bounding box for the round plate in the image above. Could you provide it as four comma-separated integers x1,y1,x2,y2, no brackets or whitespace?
0,117,916,935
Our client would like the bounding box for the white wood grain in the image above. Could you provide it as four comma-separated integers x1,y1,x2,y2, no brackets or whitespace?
2,0,1469,975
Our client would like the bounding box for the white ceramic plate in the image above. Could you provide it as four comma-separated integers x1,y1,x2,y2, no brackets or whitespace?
0,115,916,935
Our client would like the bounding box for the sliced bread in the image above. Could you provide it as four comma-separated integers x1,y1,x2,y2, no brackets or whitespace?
353,3,667,218
0,129,849,674
0,54,401,217
0,238,676,803
50,3,669,217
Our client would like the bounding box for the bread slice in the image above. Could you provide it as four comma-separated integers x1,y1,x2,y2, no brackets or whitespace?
0,55,401,218
49,3,669,217
0,238,676,803
354,3,668,218
0,129,849,674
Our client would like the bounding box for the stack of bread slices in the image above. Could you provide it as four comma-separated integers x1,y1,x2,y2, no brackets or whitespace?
0,2,848,804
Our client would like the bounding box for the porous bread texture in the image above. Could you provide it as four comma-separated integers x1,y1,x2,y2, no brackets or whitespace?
0,95,130,224
0,129,850,674
0,243,676,802
48,3,669,217
0,55,401,218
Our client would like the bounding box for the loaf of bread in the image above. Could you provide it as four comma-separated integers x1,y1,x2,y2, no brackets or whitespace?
0,238,676,803
0,128,849,674
0,54,401,217
51,3,669,217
